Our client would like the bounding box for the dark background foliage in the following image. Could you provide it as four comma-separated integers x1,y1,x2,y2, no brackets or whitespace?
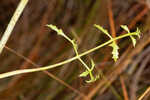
0,0,150,100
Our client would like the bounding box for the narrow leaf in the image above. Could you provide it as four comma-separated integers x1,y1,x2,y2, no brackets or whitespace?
130,36,136,47
94,24,112,39
86,79,95,83
46,24,65,36
136,28,141,38
79,70,89,77
86,75,99,83
121,25,130,33
109,42,119,62
47,24,58,32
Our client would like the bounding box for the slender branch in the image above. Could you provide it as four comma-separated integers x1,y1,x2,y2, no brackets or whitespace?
0,0,28,54
107,0,116,38
0,32,138,79
138,86,150,100
120,76,129,100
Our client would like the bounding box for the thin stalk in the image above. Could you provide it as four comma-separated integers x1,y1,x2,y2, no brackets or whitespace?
0,0,28,54
72,42,90,71
138,86,150,100
0,32,138,79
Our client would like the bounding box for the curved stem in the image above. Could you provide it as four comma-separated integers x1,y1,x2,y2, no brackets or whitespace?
0,32,137,79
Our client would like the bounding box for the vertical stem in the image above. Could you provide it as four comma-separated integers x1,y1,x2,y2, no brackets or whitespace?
0,0,28,54
107,0,116,38
120,76,129,100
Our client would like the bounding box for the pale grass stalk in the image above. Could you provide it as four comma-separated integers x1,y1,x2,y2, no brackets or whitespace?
138,86,150,100
0,0,28,54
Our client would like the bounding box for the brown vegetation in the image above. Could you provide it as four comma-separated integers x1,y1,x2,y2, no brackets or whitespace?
0,0,150,100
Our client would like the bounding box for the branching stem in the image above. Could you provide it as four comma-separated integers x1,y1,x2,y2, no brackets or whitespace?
0,32,138,79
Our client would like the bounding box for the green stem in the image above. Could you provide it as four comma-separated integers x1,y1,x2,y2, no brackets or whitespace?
72,41,94,81
0,32,137,79
72,43,90,71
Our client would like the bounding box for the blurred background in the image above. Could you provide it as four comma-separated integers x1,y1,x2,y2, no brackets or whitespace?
0,0,150,100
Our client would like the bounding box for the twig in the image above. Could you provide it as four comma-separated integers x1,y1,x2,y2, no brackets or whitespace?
107,0,116,38
138,86,150,100
120,76,129,100
0,0,28,54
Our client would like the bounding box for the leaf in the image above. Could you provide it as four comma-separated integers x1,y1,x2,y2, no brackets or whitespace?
121,25,130,33
121,25,140,47
86,79,95,83
79,70,89,77
47,24,58,32
109,42,119,62
86,75,99,83
136,28,141,38
94,24,112,39
130,36,136,47
46,24,65,36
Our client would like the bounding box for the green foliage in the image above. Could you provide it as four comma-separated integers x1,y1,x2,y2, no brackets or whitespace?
109,42,119,62
121,25,130,33
95,24,140,62
48,24,99,83
46,25,64,36
94,24,112,39
79,70,89,77
0,24,141,83
79,59,99,83
94,24,119,61
47,24,140,82
121,25,140,47
136,28,141,38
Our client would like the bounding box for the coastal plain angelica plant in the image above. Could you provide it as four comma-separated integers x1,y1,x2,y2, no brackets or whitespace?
0,24,140,83
46,24,99,83
46,24,140,83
